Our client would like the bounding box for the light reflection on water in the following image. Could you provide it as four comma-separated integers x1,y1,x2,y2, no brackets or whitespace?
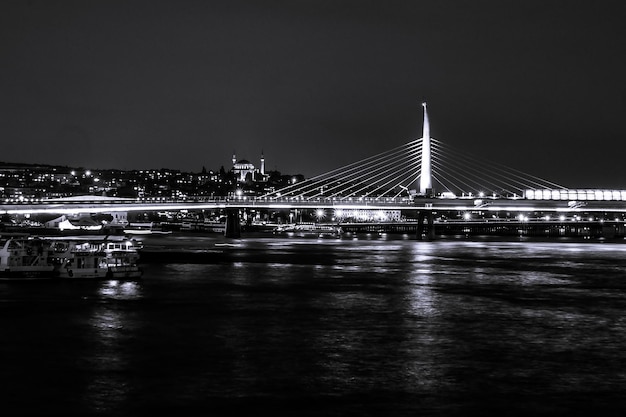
98,280,143,300
83,280,144,414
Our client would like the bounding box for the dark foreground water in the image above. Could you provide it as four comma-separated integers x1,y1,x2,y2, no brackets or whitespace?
2,234,626,416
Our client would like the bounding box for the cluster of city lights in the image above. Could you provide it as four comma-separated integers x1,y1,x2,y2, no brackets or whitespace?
333,209,400,222
458,212,625,223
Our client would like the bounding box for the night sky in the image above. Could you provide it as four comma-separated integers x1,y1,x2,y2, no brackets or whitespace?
2,0,625,188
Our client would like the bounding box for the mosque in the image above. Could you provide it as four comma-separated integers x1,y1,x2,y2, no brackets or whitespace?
231,151,266,182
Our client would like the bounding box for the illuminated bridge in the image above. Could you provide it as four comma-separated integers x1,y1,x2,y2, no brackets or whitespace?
3,103,626,238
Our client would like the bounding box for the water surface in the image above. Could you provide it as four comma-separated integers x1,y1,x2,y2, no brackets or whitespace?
2,236,626,416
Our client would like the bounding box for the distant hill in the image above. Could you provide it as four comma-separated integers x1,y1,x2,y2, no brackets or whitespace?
0,161,74,170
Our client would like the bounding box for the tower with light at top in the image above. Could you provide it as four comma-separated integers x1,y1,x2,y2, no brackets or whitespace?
419,102,432,195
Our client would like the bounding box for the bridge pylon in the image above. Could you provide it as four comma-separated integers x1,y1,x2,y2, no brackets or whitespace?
419,102,432,196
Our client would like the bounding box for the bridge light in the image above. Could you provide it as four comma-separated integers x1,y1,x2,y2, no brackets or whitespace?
463,212,471,220
559,215,566,222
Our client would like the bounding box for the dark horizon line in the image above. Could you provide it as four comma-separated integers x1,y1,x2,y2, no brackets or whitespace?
0,160,300,176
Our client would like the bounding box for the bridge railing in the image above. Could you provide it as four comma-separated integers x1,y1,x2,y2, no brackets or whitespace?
7,193,626,210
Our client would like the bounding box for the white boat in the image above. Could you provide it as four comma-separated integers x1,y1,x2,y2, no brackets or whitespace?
0,236,59,280
273,223,343,238
180,220,226,233
123,222,172,235
51,236,143,279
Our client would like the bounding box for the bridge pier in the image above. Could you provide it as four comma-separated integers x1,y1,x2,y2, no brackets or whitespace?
224,208,241,238
416,210,435,240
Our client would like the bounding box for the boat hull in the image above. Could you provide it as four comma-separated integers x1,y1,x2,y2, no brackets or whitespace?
59,265,142,279
273,224,343,238
0,267,59,280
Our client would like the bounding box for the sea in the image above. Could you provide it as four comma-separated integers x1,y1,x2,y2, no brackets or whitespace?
2,233,626,416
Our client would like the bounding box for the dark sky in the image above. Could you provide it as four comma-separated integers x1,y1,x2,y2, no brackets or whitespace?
2,0,626,188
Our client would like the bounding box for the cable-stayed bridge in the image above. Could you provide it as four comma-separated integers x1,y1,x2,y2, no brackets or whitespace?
256,102,617,205
3,103,626,238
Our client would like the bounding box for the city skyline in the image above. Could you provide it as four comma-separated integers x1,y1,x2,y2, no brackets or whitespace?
0,150,272,175
2,1,626,188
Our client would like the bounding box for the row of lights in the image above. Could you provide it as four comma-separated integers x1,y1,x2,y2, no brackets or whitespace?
461,213,623,222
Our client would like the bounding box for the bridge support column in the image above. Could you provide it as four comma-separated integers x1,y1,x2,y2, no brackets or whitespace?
416,210,435,240
224,208,241,238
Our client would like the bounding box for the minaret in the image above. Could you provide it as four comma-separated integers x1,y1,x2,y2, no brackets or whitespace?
419,102,432,195
232,151,236,166
260,150,265,176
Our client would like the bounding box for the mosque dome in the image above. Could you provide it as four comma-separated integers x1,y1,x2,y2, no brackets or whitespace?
234,160,254,169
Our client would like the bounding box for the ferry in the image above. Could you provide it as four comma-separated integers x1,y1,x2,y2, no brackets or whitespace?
272,223,343,238
123,222,172,236
0,236,59,280
50,236,143,279
181,220,226,233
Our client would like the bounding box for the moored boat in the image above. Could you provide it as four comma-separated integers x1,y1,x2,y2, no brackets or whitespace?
51,236,143,279
123,222,173,236
0,236,59,280
273,223,343,238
